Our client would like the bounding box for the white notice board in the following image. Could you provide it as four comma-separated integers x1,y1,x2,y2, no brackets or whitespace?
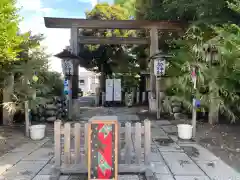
113,79,122,101
105,79,113,101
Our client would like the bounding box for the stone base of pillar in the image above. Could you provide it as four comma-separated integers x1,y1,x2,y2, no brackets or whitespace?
148,98,157,112
72,99,80,120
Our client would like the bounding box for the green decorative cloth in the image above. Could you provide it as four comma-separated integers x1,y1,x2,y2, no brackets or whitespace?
98,152,111,175
99,124,112,138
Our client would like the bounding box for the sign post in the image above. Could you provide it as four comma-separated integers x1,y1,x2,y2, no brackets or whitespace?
191,67,197,138
63,59,73,120
154,58,166,119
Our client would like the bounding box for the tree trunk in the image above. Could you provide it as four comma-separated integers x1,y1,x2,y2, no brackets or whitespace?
0,89,3,125
3,74,14,125
208,86,219,124
209,103,219,124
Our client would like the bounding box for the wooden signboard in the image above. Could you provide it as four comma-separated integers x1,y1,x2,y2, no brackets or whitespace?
105,79,113,101
88,119,118,180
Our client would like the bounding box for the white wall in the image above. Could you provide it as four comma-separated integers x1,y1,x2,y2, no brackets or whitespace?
79,71,99,93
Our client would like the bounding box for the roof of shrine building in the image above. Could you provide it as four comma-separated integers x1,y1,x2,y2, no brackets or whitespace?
44,17,184,30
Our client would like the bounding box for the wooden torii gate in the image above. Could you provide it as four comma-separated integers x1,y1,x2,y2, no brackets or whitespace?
44,17,182,112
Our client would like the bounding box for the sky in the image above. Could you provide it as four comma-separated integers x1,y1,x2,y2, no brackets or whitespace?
17,0,113,73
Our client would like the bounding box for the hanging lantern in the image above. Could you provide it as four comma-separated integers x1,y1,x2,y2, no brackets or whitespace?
32,75,38,82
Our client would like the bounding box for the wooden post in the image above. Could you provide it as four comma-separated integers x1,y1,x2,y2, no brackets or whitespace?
149,27,158,100
125,122,132,164
192,99,197,138
64,123,71,164
135,123,141,164
54,120,61,167
74,123,81,164
156,77,161,119
144,120,151,165
72,59,79,100
191,67,197,138
68,76,73,120
25,101,30,137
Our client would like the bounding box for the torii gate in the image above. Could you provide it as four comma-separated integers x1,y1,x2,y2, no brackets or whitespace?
44,17,182,113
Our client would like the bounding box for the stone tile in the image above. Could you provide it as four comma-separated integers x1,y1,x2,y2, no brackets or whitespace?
32,175,70,180
162,152,205,176
156,142,183,152
0,174,32,180
23,148,53,161
174,176,210,180
33,175,50,180
139,146,165,163
148,151,164,162
119,175,139,180
35,138,51,147
154,120,172,126
2,161,47,179
68,175,85,180
169,135,196,144
41,140,53,148
161,125,177,135
38,164,53,175
180,144,219,162
151,128,169,139
155,174,175,180
169,135,178,142
10,143,38,153
59,176,70,180
197,160,240,180
177,138,196,144
10,139,49,154
150,162,170,174
118,115,139,122
0,152,29,174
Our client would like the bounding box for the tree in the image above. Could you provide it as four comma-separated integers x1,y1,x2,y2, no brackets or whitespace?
79,3,140,91
0,0,23,63
165,4,240,123
4,33,63,115
114,0,136,17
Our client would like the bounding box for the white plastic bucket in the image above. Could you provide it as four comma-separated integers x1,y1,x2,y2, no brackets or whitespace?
30,125,46,140
177,124,193,140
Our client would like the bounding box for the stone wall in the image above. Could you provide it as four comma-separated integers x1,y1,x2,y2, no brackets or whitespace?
31,97,67,122
171,101,184,120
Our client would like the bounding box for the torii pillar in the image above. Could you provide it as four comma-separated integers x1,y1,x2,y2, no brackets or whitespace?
70,28,80,118
149,26,159,112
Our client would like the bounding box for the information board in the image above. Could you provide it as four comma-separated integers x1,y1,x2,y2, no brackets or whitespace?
113,79,121,101
105,79,113,101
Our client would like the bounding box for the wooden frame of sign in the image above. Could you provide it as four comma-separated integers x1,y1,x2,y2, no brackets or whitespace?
88,119,118,180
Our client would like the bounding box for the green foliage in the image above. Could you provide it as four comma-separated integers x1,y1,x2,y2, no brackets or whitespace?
79,3,139,91
86,3,130,20
0,0,23,63
135,0,240,24
3,33,63,114
36,71,63,97
114,0,136,17
165,22,240,122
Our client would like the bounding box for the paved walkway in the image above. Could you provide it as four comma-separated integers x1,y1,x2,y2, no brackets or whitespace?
0,107,239,180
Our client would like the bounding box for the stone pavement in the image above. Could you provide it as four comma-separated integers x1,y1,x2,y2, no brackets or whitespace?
0,107,239,180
